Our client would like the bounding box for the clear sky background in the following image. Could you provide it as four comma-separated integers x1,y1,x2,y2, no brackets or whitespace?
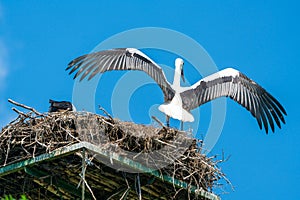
0,1,299,199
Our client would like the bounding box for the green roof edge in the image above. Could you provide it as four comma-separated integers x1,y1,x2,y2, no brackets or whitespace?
0,142,220,200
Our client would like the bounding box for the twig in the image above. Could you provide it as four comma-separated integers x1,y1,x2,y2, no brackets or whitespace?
120,187,130,200
4,139,11,166
151,116,167,131
135,173,142,200
8,99,44,116
133,151,143,160
120,173,131,200
100,117,114,127
173,187,184,199
0,126,10,138
98,106,114,121
11,107,30,118
154,139,176,148
81,175,97,200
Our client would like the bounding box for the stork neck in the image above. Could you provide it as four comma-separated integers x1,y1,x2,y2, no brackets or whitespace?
172,70,181,89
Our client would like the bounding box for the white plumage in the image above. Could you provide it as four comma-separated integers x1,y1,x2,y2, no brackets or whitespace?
66,48,287,133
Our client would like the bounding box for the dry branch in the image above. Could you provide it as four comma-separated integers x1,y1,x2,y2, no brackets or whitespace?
8,99,44,116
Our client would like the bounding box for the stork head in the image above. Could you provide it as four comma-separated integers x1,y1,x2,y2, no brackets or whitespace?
175,58,185,83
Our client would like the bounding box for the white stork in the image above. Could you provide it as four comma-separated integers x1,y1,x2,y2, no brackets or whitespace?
66,48,286,133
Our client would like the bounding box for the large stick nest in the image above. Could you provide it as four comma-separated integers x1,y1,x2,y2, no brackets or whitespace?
0,100,229,197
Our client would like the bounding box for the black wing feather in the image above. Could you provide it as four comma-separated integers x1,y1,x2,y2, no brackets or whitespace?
66,48,175,100
180,68,286,133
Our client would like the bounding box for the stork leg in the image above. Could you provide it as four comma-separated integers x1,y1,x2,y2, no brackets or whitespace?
166,115,170,127
180,121,183,131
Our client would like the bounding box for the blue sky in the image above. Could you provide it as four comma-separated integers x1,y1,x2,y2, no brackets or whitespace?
1,1,299,199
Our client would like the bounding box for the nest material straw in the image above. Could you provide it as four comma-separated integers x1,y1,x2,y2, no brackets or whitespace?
0,99,229,195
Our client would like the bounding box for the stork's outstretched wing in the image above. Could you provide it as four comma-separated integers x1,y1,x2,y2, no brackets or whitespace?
66,48,175,101
180,68,287,133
